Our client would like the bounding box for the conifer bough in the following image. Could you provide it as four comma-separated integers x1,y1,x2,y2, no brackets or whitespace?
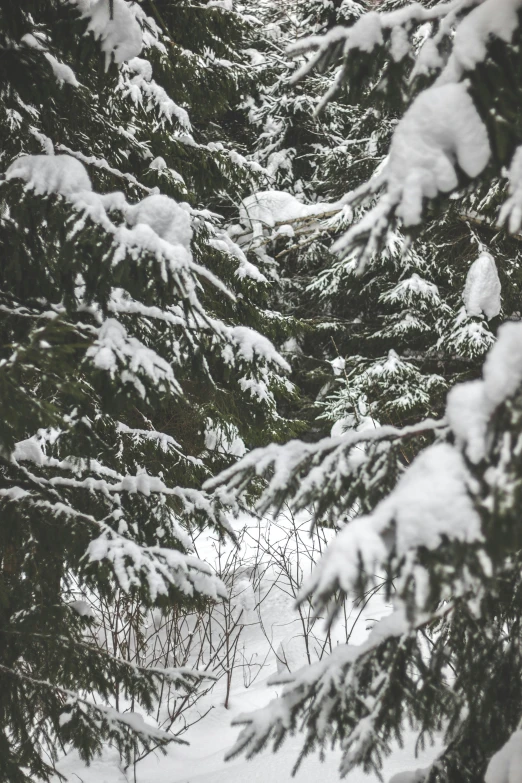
209,1,522,781
0,1,291,780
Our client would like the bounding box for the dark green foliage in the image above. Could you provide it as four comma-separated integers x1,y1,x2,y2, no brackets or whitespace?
209,2,522,781
239,0,522,443
0,1,292,779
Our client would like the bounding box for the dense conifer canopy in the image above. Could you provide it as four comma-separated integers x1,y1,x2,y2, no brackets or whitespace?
3,2,522,782
0,2,290,779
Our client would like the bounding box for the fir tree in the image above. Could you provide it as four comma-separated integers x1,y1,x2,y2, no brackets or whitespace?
209,2,522,781
0,1,290,780
239,0,522,441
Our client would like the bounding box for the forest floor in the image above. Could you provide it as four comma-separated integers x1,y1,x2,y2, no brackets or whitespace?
52,516,441,783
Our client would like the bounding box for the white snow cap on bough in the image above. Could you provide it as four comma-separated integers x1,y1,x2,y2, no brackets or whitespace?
125,194,192,250
463,252,501,321
5,154,92,196
73,0,143,70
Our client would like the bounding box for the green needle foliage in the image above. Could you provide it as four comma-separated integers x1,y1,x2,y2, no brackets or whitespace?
209,2,522,782
239,0,522,443
0,1,292,779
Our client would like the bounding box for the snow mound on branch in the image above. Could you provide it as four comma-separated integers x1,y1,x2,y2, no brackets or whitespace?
87,318,181,397
239,190,346,239
68,600,96,618
302,443,481,603
463,252,501,320
387,82,490,226
440,0,522,85
21,33,80,86
334,83,490,257
230,326,291,371
485,730,522,783
125,58,191,128
296,0,521,252
74,0,143,70
210,231,267,282
126,55,152,82
4,155,218,288
6,154,92,196
12,437,45,465
448,321,522,462
125,194,192,249
45,52,80,86
373,443,481,555
381,273,440,306
499,146,522,233
204,420,246,458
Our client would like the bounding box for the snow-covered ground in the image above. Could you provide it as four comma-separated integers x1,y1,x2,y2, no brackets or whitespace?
52,516,441,783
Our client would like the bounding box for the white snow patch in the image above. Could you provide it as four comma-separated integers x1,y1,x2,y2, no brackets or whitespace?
86,318,181,396
387,82,490,227
6,154,92,196
74,0,143,69
439,0,522,85
463,252,501,320
330,356,346,376
12,437,45,465
485,730,522,783
149,156,167,170
124,58,191,128
230,326,291,371
448,321,522,462
125,194,192,249
303,443,481,602
68,600,96,618
240,190,346,239
126,55,152,81
204,420,246,458
45,53,80,86
21,33,79,86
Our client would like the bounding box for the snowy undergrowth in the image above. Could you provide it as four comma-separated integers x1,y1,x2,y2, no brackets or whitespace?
48,513,440,783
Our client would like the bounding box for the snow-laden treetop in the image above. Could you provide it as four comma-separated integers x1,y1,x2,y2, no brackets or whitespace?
288,0,522,264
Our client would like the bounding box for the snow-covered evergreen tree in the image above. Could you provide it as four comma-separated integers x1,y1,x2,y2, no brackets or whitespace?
0,2,291,780
239,0,522,439
209,2,522,781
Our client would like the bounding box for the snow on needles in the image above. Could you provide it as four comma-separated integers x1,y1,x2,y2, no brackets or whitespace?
463,252,502,320
385,83,490,227
126,194,192,248
334,82,490,257
72,0,143,70
124,58,191,129
212,323,522,621
301,443,481,606
439,0,522,86
21,33,80,87
6,154,93,196
4,154,288,383
291,0,522,259
298,319,522,612
448,321,522,463
86,318,182,397
239,190,347,240
5,155,197,280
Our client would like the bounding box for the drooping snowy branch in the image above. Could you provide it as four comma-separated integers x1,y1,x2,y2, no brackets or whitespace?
286,0,522,265
206,417,445,522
